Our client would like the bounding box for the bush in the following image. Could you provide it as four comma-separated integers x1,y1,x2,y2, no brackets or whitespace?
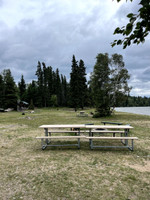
93,107,111,118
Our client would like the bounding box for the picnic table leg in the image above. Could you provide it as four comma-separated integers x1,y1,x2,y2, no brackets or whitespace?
44,128,49,146
41,139,47,150
89,129,93,149
77,129,81,149
124,129,129,146
128,139,134,151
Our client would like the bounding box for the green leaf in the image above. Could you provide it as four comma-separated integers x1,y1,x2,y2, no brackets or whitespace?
125,23,133,35
114,27,121,34
111,43,116,48
127,13,134,18
117,40,122,45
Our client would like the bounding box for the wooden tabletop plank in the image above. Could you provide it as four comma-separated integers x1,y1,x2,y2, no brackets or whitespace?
39,124,133,129
39,124,86,128
85,125,133,129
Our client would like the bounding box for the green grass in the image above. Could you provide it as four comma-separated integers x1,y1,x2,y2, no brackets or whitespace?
0,108,150,200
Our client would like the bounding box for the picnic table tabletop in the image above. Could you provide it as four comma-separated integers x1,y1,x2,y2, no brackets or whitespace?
39,124,86,128
85,125,133,129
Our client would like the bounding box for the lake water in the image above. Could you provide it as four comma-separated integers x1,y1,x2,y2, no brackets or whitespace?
115,107,150,116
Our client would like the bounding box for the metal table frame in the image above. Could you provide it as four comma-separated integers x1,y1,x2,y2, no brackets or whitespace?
39,124,85,150
86,125,134,151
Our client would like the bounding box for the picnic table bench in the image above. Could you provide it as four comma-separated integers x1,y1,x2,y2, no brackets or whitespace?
37,124,85,149
77,111,88,117
101,121,123,125
36,124,138,151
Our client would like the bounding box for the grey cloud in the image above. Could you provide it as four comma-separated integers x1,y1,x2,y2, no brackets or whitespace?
0,0,150,96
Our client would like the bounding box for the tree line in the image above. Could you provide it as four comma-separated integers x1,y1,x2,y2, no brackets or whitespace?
0,53,149,116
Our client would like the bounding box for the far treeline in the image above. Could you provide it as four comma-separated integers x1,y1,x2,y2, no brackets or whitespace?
0,53,150,117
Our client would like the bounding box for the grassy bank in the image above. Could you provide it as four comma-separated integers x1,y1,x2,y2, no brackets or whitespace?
0,108,150,200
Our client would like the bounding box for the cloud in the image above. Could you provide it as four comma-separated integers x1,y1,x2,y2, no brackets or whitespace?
0,0,150,96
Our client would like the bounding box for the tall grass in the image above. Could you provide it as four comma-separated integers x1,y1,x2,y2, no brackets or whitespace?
0,108,150,200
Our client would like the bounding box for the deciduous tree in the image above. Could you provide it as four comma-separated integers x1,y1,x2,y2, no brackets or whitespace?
112,0,150,48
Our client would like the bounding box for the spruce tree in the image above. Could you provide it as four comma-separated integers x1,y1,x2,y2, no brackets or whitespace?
0,74,4,108
26,81,38,107
61,75,68,106
47,66,53,106
55,68,61,106
78,59,87,109
3,69,18,109
18,75,26,100
35,61,44,107
70,55,80,111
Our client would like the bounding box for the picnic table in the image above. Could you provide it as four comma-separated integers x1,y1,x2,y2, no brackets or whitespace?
85,125,136,150
37,124,85,149
77,111,88,117
36,124,138,151
101,121,123,125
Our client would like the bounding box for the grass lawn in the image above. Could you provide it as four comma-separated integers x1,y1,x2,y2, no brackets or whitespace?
0,108,150,200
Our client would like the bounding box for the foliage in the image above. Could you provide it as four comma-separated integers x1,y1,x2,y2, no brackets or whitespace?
35,61,68,107
112,0,150,48
28,99,34,110
110,53,131,108
78,59,88,109
1,69,18,109
50,95,58,107
90,53,131,117
18,75,26,101
0,74,4,108
0,53,132,113
90,53,111,117
69,55,87,111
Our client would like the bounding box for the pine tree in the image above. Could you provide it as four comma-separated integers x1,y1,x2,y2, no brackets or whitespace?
55,68,61,106
26,80,38,107
35,61,44,107
42,62,49,107
0,74,4,108
61,75,68,106
47,66,53,106
70,55,80,111
78,59,87,109
18,75,26,100
3,69,18,109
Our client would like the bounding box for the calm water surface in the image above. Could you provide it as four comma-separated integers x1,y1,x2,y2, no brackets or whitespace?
115,107,150,116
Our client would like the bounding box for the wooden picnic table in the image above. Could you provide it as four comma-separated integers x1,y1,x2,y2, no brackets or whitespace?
37,124,137,151
85,125,136,150
38,124,86,149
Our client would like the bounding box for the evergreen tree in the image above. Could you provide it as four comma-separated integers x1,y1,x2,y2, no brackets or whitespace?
42,62,49,107
78,59,87,109
70,55,80,111
61,75,68,106
47,66,53,106
0,74,4,108
35,61,44,107
55,68,61,106
26,80,38,107
18,75,26,100
3,69,18,109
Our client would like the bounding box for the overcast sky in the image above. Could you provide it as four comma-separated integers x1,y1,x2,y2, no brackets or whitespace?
0,0,150,96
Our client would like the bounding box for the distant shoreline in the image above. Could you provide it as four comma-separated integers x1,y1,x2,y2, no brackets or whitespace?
115,106,150,116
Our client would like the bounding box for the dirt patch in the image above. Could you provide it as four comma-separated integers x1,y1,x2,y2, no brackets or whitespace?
0,124,28,129
125,160,150,172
